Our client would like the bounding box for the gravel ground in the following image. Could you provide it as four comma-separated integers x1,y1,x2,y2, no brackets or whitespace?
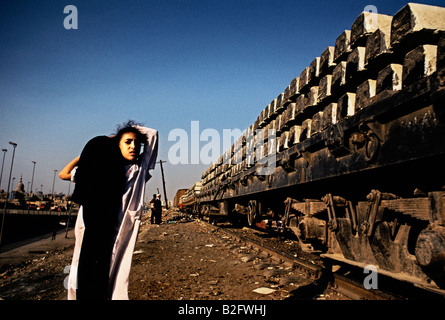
0,210,344,301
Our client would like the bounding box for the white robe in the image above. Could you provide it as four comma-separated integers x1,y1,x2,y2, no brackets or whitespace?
67,126,158,300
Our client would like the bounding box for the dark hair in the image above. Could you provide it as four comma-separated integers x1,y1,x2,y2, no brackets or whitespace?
114,120,146,145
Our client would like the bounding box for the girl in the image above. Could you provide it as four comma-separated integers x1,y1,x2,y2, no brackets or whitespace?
60,121,158,300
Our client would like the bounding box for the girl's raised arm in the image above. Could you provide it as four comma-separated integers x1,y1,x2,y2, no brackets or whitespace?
59,156,80,181
134,125,158,176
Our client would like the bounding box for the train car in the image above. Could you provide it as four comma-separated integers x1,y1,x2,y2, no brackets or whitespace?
174,189,187,208
179,182,202,214
193,3,445,291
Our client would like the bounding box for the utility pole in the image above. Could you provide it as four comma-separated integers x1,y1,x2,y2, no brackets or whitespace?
0,149,7,190
30,161,36,194
157,160,168,209
28,161,37,214
51,170,57,209
0,142,17,249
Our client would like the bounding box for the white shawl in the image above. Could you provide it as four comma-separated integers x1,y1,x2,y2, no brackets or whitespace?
67,126,158,300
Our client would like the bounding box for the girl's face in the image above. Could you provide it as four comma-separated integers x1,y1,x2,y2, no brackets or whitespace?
119,132,141,162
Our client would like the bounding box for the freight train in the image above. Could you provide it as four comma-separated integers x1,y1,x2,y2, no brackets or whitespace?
179,182,202,214
179,3,445,291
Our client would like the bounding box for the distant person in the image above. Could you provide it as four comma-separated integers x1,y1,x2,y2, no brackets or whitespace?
154,194,162,224
59,120,158,300
149,194,156,224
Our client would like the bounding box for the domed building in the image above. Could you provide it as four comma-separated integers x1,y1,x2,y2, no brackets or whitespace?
15,176,25,193
12,175,26,201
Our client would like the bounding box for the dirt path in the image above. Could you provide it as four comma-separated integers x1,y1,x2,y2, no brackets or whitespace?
0,211,343,301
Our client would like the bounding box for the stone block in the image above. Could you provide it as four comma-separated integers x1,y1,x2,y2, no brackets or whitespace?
355,79,376,110
391,3,445,46
288,125,301,145
270,99,277,116
299,67,310,92
276,114,283,133
304,86,319,110
365,27,392,65
337,92,356,118
289,77,300,98
300,119,312,141
284,77,300,104
295,94,305,116
334,30,351,62
278,131,289,151
258,109,264,128
309,57,320,84
311,111,324,135
283,85,291,105
322,103,339,129
318,74,332,102
286,102,297,125
346,46,367,82
351,11,393,47
281,104,291,127
320,46,336,76
376,64,403,93
331,61,347,93
276,93,284,112
289,125,301,145
265,104,272,119
403,44,437,87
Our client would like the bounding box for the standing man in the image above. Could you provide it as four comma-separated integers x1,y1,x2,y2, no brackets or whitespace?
154,194,162,224
149,194,156,224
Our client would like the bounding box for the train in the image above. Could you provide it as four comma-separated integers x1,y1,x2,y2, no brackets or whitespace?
178,3,445,291
178,182,202,214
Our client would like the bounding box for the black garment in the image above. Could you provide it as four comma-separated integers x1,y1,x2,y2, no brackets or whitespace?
71,136,126,300
154,198,162,224
72,136,126,210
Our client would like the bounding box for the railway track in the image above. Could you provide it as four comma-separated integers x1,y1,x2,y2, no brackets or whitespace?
199,219,445,300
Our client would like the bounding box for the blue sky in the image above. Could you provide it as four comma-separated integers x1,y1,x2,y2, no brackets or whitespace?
1,0,443,202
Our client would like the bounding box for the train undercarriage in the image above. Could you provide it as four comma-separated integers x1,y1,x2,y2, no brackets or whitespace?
197,164,445,291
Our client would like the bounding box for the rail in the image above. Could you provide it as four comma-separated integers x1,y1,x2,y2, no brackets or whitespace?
200,220,445,300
